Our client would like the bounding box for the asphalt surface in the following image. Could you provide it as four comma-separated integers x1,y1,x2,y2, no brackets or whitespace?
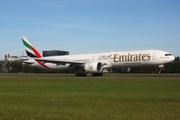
0,73,180,79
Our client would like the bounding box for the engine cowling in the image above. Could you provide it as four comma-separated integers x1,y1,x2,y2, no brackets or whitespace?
84,62,102,73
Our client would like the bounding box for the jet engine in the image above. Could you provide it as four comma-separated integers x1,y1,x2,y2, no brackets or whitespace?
84,62,102,73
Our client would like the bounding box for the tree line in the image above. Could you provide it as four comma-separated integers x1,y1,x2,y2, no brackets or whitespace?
5,57,180,73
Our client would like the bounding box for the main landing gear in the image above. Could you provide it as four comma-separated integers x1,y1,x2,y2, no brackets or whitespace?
75,72,87,77
91,73,103,77
75,72,103,77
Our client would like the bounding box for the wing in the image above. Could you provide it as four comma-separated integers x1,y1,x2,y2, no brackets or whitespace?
35,58,85,66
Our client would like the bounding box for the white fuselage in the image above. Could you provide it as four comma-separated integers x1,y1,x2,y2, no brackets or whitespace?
26,49,175,72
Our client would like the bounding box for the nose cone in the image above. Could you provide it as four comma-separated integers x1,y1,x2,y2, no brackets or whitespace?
172,56,175,61
163,54,175,63
166,56,175,63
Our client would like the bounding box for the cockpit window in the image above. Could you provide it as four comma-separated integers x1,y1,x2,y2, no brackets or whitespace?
165,54,171,56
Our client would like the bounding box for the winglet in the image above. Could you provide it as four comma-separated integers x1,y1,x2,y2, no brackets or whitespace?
22,37,42,58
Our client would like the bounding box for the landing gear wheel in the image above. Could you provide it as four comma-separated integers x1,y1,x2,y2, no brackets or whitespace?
92,73,103,77
75,72,87,77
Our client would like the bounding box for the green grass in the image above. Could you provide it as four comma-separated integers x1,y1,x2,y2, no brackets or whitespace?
0,74,180,120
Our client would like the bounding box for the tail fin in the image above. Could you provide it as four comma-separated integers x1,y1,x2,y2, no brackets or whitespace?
22,37,42,58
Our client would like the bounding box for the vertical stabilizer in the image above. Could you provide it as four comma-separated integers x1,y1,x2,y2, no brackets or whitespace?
21,36,50,69
22,37,41,58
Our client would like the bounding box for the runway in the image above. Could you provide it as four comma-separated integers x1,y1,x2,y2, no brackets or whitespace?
0,73,180,79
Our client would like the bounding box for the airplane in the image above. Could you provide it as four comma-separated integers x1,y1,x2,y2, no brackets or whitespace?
22,36,175,76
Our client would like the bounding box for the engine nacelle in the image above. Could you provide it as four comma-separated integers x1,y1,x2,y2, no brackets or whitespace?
84,62,102,73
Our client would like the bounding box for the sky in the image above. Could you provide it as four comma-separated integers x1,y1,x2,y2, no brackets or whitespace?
0,0,180,60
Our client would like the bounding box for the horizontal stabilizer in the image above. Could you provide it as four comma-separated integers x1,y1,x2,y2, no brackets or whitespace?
22,61,34,64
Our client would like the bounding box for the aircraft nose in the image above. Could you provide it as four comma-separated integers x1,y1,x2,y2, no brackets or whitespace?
164,55,175,63
172,56,175,61
168,56,175,63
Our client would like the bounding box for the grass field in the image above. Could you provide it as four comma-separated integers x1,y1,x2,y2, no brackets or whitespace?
0,73,180,120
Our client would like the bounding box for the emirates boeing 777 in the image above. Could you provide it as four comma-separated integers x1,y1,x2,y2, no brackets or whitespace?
22,36,175,76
